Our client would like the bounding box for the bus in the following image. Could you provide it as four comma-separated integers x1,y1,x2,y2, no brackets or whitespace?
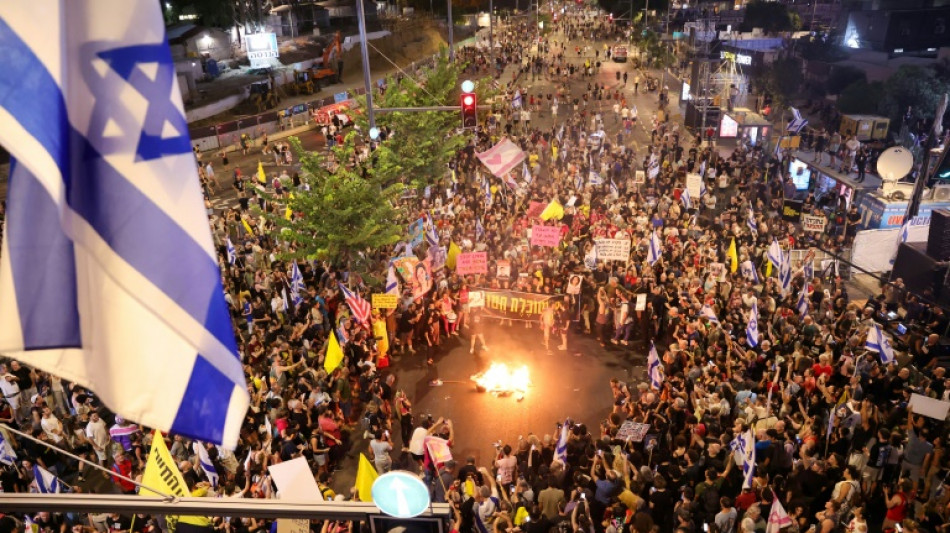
612,45,628,62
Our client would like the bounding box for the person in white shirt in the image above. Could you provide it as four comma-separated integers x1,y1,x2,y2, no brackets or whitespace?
86,411,111,464
40,407,65,445
0,365,20,414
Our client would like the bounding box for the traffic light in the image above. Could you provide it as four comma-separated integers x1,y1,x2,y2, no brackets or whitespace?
461,92,477,128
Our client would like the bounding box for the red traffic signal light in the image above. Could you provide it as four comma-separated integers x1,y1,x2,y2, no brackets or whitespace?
460,92,477,128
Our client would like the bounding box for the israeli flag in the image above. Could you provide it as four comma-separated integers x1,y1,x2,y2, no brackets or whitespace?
648,341,663,390
475,218,485,242
899,221,910,243
290,262,305,306
681,187,692,210
584,244,598,270
385,265,400,295
747,209,758,236
281,287,289,312
609,179,619,197
0,430,17,465
589,171,603,186
700,305,720,324
866,323,896,364
226,238,237,266
555,420,569,464
747,302,760,348
512,89,522,109
779,255,792,295
484,179,492,207
647,230,663,265
32,464,61,493
0,1,248,446
736,430,756,489
425,212,440,247
740,260,759,283
803,259,814,280
767,239,785,272
699,179,708,198
523,162,533,184
797,284,809,318
787,107,808,133
194,441,220,488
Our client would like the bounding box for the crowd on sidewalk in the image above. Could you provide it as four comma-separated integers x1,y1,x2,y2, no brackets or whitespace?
2,8,950,533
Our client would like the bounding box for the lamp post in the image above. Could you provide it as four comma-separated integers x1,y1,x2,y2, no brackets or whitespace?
356,0,376,131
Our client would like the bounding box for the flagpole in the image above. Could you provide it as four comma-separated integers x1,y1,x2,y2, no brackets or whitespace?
0,424,177,500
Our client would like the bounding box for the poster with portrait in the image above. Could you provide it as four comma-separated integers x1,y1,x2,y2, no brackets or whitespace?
496,260,511,279
411,258,433,301
566,274,583,295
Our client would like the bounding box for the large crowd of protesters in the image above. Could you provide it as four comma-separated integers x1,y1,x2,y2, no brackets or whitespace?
2,8,950,533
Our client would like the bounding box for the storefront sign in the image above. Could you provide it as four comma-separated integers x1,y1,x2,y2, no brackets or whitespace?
246,32,279,68
594,238,631,261
477,289,557,320
801,214,826,233
782,199,803,222
456,252,488,275
720,50,752,65
530,225,561,247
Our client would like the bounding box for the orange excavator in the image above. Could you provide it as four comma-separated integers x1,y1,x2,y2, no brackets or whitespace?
312,32,342,89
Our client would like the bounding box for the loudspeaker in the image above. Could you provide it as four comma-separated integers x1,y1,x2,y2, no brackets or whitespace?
927,209,950,261
892,242,950,306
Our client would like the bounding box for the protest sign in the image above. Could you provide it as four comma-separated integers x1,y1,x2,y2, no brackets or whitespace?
456,252,488,275
709,262,726,282
801,214,826,233
372,294,398,309
910,393,950,420
634,170,646,184
479,289,556,320
635,294,647,311
782,200,803,222
594,238,631,261
268,457,323,502
531,225,561,247
686,173,703,199
616,421,651,442
277,522,310,533
496,260,511,279
468,290,485,308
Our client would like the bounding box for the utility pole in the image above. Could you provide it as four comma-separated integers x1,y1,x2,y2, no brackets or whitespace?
448,0,455,61
356,0,376,131
907,94,949,219
489,0,494,63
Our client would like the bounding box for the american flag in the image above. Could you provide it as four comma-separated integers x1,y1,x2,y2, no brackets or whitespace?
339,283,371,328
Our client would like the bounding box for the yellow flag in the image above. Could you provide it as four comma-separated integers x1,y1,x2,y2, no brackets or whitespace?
241,218,254,236
355,453,378,502
257,161,267,184
728,238,738,273
141,431,188,497
446,242,462,270
836,387,849,408
324,330,344,373
372,318,388,357
540,199,564,221
765,259,773,277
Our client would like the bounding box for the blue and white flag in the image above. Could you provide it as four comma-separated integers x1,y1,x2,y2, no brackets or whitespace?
475,218,485,242
681,187,692,210
290,262,305,306
523,162,533,184
767,239,784,272
899,221,910,243
647,230,663,265
740,260,759,283
700,304,720,324
281,287,289,312
797,284,809,318
779,255,792,295
589,171,603,186
194,441,220,488
0,430,16,465
648,341,663,390
699,179,708,198
425,212,440,247
747,209,758,236
226,238,237,265
512,89,522,109
0,1,248,447
483,179,492,207
732,429,756,489
555,421,569,464
32,464,61,493
584,244,598,270
385,264,400,295
803,259,814,280
609,179,619,197
747,302,760,348
866,323,896,364
556,125,564,143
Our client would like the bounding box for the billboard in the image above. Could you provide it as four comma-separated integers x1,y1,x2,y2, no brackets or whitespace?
246,32,279,68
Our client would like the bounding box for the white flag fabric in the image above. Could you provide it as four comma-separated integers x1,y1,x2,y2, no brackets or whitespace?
648,341,663,390
194,441,220,488
747,302,760,348
555,420,569,464
866,323,896,364
0,1,247,447
700,305,720,324
385,264,400,295
647,231,663,265
32,464,61,493
766,495,793,533
0,430,17,465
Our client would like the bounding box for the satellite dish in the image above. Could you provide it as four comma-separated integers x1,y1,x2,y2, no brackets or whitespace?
877,147,914,182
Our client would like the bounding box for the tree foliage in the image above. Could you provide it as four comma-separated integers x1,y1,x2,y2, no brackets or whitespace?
879,65,950,125
268,134,406,265
825,66,867,96
740,1,800,33
837,80,885,115
750,57,800,110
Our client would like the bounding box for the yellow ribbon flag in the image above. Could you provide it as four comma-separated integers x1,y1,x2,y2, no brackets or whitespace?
324,330,344,373
765,259,773,277
241,218,255,236
540,199,564,221
355,453,378,502
728,238,739,273
141,430,188,497
257,161,267,184
372,317,388,358
284,192,295,221
445,242,462,270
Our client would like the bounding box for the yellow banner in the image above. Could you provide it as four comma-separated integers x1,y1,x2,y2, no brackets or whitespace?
141,431,188,497
371,293,398,309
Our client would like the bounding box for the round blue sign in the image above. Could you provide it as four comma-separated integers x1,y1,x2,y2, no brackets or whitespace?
371,471,431,518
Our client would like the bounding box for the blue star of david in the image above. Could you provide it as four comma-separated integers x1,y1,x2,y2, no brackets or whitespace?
96,44,191,161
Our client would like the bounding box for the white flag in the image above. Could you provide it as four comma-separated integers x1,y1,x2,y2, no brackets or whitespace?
0,0,248,446
766,495,793,533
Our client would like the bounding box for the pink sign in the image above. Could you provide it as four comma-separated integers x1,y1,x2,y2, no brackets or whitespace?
531,225,561,247
456,252,488,275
